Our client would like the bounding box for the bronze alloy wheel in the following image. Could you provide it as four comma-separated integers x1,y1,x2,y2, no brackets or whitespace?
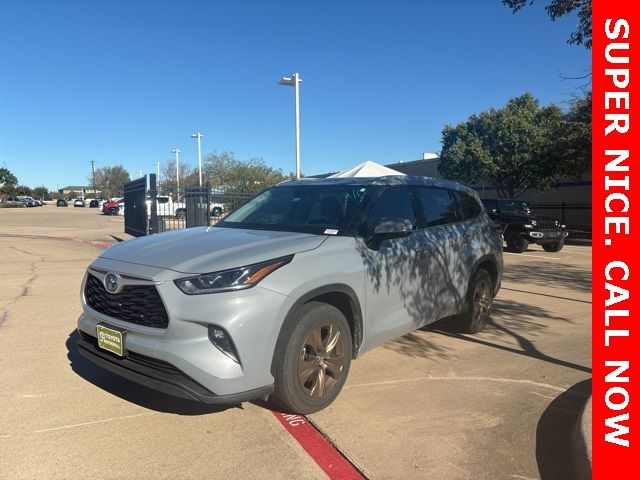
297,324,345,397
473,277,493,325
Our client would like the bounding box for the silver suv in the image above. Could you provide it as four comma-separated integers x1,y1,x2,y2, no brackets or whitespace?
77,176,502,413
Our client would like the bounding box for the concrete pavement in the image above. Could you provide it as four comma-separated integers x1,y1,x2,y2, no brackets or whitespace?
0,207,591,479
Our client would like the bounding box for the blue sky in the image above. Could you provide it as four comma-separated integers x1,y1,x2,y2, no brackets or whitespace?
0,0,591,190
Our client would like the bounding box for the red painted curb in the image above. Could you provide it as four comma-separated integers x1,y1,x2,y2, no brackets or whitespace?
0,233,114,248
272,411,365,479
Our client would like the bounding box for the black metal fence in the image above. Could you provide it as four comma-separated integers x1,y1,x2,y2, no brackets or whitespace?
124,176,256,236
123,176,148,237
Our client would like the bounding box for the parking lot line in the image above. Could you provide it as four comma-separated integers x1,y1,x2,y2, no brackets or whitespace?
504,252,561,259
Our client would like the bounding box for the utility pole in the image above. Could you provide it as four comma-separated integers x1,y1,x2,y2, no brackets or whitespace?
90,160,96,196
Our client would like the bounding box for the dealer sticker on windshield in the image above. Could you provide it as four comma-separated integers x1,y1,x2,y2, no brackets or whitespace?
324,229,339,235
97,324,124,357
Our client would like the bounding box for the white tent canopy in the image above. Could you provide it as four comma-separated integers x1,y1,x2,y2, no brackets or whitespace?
328,161,405,178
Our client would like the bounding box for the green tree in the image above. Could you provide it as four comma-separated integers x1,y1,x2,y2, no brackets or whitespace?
32,186,51,201
92,165,131,197
502,0,592,48
552,91,591,178
15,185,33,196
439,93,564,198
0,167,18,187
202,151,288,193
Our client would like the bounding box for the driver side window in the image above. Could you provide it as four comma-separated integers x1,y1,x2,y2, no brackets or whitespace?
361,187,417,235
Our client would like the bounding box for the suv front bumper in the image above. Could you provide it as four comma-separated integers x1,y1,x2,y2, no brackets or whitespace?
526,230,568,243
77,330,273,404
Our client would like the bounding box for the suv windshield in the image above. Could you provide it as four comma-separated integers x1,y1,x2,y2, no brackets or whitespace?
218,184,370,235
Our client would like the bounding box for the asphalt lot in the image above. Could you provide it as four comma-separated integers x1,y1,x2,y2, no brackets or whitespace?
0,207,591,479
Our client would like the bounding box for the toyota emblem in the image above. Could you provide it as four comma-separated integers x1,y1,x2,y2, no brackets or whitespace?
104,273,119,293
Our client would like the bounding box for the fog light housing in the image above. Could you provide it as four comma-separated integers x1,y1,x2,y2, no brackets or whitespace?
208,326,240,363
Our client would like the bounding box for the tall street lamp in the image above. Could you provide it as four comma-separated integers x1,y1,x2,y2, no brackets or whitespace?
171,148,181,196
278,73,302,179
191,132,204,186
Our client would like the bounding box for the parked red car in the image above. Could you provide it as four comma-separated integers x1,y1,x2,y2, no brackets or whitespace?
102,198,124,216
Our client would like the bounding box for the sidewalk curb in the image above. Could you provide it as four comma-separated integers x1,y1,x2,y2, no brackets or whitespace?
572,395,592,479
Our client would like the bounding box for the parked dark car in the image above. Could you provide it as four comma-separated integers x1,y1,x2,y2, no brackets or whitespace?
89,199,99,208
482,199,568,253
56,198,68,207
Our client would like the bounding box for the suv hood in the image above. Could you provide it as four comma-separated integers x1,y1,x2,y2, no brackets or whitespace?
501,211,558,224
99,227,327,274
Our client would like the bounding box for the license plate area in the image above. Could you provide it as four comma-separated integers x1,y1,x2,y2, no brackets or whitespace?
96,324,126,357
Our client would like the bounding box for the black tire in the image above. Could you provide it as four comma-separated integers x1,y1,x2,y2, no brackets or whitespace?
212,207,222,217
542,239,565,252
271,301,352,414
175,209,186,220
506,234,528,253
459,269,494,334
108,207,117,216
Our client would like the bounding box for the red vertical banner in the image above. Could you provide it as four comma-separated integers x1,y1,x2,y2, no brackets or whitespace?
593,0,638,477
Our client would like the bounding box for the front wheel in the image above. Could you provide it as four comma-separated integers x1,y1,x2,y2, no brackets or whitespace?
506,234,528,253
542,238,565,252
459,269,494,334
271,302,352,414
108,207,117,216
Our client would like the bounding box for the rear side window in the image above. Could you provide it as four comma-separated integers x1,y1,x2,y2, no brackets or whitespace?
416,188,457,227
453,191,482,220
362,187,417,234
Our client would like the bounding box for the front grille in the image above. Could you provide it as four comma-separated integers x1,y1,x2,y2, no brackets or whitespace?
84,273,169,328
537,221,558,229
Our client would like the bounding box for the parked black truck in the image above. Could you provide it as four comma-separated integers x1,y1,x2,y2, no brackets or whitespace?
482,199,568,253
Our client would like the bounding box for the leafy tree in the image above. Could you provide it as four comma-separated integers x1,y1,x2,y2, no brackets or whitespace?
67,191,77,199
202,151,289,193
0,167,18,187
32,186,51,201
502,0,592,48
439,93,564,198
91,165,131,197
551,91,591,178
15,185,33,196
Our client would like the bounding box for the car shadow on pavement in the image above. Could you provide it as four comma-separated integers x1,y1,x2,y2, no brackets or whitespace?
503,261,592,294
385,299,591,375
66,330,237,415
536,379,591,480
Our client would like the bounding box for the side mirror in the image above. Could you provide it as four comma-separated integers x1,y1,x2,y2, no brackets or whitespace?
368,217,413,250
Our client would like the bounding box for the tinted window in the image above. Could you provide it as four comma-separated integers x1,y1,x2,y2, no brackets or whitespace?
362,187,417,234
220,185,370,235
453,191,482,220
416,188,457,227
157,197,169,204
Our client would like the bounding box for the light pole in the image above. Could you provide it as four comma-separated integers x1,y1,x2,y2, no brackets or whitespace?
278,73,302,179
154,162,161,192
171,148,181,197
191,132,204,186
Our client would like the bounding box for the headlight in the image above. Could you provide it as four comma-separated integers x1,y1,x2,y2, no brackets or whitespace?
530,220,537,226
174,255,293,295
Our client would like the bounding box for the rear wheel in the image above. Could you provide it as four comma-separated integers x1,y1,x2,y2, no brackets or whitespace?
506,234,528,253
460,269,493,334
211,207,222,217
542,238,565,252
271,302,352,414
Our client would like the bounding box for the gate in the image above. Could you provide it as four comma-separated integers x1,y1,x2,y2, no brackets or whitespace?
185,184,211,228
123,176,148,237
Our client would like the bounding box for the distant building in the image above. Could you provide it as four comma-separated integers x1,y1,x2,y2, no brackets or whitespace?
58,186,102,197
